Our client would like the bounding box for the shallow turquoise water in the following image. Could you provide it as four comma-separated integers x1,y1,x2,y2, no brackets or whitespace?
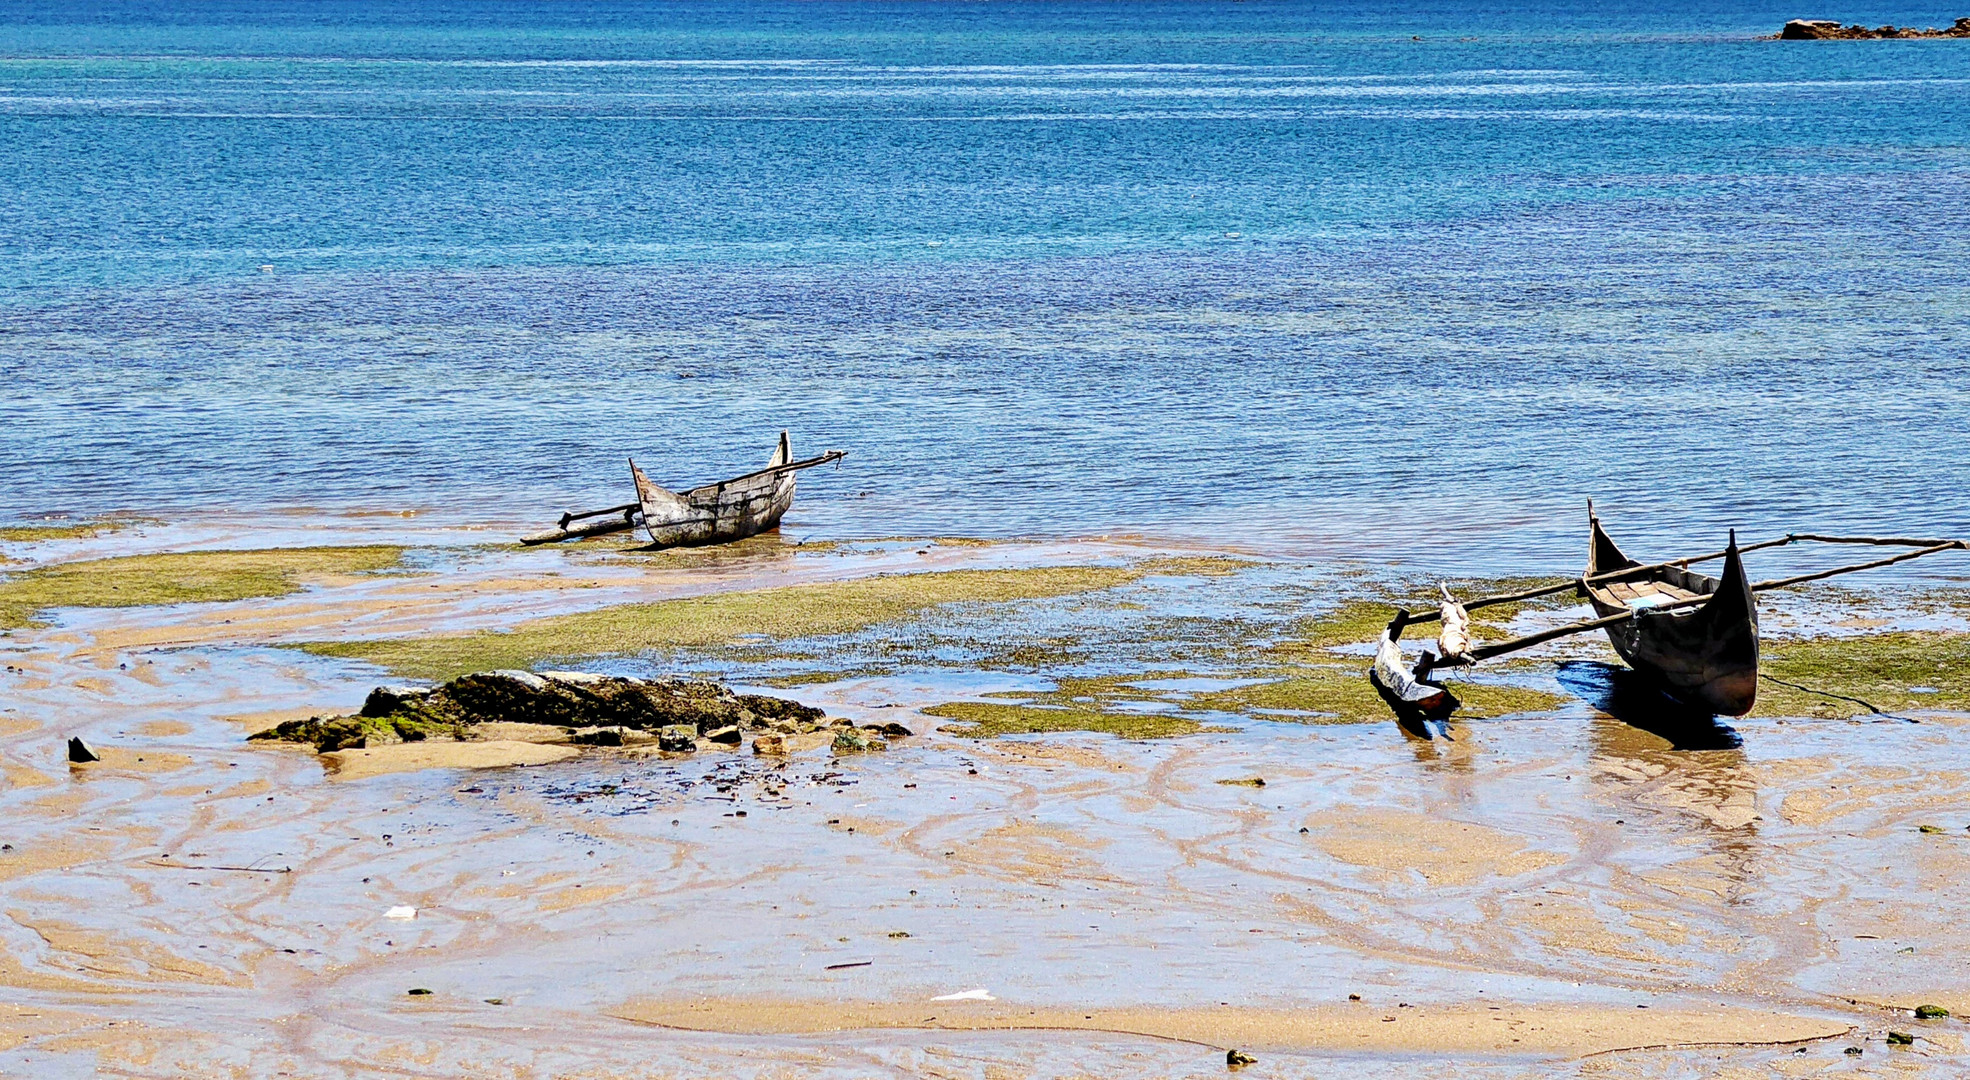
2,2,1967,569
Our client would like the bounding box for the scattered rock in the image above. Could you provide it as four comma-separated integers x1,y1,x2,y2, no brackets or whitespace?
1217,776,1265,787
485,997,506,1005
1916,1004,1950,1019
863,721,914,737
1845,1045,1863,1055
1778,17,1970,39
568,728,624,747
1918,824,1944,833
753,733,788,756
703,725,742,745
1887,1030,1915,1046
66,737,99,763
833,728,887,753
658,725,697,753
1227,1048,1257,1067
407,988,433,996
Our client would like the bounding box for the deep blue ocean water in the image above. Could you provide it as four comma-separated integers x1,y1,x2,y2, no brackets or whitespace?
3,1,1967,570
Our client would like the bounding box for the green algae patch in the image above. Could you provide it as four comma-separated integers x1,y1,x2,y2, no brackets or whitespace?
1192,664,1564,724
1282,600,1407,652
1757,631,1970,719
0,546,407,629
1275,579,1575,659
0,519,132,543
1239,579,1573,723
574,531,816,566
923,701,1202,740
301,562,1195,682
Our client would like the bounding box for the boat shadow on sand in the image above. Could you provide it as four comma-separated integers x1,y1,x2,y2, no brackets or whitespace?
1555,661,1743,750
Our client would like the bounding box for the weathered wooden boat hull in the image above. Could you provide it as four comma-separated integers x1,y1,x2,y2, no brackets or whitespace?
1582,514,1759,716
632,432,800,550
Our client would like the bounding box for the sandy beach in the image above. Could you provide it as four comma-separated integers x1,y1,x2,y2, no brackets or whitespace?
2,518,1968,1077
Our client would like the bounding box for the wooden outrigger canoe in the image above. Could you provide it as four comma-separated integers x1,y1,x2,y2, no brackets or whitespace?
630,432,844,550
1378,508,1968,727
1582,511,1759,716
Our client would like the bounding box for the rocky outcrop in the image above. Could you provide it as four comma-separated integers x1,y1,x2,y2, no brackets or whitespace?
1778,17,1970,38
252,670,883,756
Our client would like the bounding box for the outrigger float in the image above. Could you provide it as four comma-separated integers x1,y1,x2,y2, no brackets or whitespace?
1371,503,1969,724
522,432,844,549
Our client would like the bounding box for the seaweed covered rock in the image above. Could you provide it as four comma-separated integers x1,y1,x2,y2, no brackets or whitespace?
249,712,455,752
253,671,832,752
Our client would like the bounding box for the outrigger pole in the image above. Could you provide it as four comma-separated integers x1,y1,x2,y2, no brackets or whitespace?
1390,534,1968,673
1395,533,1967,629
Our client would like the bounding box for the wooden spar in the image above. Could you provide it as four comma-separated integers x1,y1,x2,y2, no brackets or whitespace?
521,504,641,546
558,502,638,529
706,450,846,489
1785,533,1964,548
1426,538,1969,668
1398,532,1964,626
1750,539,1967,591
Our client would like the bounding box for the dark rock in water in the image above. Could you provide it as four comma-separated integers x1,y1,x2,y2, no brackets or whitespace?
703,725,742,745
863,721,914,737
361,685,433,718
1778,16,1970,38
1887,1031,1915,1046
1227,1049,1257,1067
67,737,99,763
738,694,826,729
658,725,697,753
1915,1004,1950,1019
568,728,624,747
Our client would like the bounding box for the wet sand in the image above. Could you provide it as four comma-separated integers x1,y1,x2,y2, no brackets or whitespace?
2,520,1969,1077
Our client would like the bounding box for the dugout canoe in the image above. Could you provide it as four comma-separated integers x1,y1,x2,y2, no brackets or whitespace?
629,432,844,550
1581,511,1759,716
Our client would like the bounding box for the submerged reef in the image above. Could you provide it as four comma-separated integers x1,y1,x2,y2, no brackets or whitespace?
1777,17,1970,38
